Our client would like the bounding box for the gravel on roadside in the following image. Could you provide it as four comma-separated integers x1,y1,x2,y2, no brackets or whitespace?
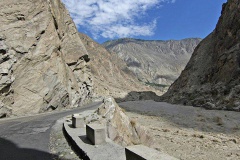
49,117,82,160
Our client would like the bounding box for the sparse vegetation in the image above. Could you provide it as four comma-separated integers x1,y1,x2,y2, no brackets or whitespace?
213,116,224,126
162,128,170,132
145,82,169,88
120,107,126,113
130,119,137,127
192,134,204,139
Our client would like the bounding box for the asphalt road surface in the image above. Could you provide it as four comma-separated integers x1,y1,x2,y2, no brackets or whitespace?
0,102,101,160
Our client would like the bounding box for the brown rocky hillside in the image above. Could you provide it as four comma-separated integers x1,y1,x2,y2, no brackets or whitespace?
162,0,240,111
103,38,201,86
0,0,93,118
79,33,161,99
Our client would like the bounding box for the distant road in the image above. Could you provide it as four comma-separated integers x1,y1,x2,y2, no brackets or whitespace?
0,102,100,160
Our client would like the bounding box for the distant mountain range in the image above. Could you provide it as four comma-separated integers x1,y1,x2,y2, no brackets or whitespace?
103,38,201,88
78,33,158,99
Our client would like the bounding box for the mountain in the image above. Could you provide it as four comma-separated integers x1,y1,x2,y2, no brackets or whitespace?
0,0,162,118
0,0,93,118
103,38,201,87
78,33,161,99
162,0,240,111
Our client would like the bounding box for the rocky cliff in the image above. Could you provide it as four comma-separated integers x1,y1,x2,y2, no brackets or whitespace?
103,38,201,87
0,0,93,118
85,97,153,147
79,33,161,99
162,0,240,111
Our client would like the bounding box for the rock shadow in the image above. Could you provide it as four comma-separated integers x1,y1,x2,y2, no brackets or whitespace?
68,124,74,128
0,137,69,160
79,135,92,145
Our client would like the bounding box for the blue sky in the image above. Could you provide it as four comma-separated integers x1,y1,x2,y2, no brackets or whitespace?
62,0,227,43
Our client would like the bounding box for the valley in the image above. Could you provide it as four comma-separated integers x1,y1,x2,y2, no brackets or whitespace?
0,0,239,160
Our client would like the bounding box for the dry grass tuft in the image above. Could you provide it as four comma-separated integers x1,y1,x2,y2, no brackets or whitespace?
121,107,126,113
213,116,224,126
130,119,137,127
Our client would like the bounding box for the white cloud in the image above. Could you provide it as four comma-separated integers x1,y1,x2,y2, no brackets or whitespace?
62,0,175,39
100,20,157,39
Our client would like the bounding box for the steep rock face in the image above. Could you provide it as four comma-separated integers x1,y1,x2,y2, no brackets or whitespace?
162,0,240,111
0,0,93,117
103,38,201,87
79,33,162,98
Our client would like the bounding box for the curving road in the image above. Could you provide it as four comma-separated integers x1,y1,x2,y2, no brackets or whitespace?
0,102,100,160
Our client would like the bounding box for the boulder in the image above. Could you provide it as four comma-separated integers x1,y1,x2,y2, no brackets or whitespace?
85,97,154,147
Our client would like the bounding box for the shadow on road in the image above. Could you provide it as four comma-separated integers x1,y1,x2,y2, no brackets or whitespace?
0,138,69,160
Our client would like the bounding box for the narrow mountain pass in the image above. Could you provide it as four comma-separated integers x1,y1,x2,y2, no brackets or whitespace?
0,102,100,160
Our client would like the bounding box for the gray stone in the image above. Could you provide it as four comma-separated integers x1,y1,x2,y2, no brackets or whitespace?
86,124,106,145
0,101,11,118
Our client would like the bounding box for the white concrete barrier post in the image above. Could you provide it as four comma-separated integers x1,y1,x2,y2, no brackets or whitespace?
86,124,106,145
72,115,84,128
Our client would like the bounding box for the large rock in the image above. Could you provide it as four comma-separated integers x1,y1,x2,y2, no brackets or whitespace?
85,97,153,147
162,0,240,111
103,38,201,87
0,0,93,117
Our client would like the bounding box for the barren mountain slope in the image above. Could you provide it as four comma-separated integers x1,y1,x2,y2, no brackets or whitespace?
79,33,161,98
0,0,93,118
162,0,240,111
103,38,201,86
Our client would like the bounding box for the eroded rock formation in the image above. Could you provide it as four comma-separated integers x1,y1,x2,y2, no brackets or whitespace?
162,0,240,111
0,0,93,117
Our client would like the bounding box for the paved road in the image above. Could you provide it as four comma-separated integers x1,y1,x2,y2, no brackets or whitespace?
0,102,101,160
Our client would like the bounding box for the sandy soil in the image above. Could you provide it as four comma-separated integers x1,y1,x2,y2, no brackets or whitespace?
119,100,240,160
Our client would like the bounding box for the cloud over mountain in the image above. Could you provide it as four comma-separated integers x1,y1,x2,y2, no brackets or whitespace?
62,0,175,39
